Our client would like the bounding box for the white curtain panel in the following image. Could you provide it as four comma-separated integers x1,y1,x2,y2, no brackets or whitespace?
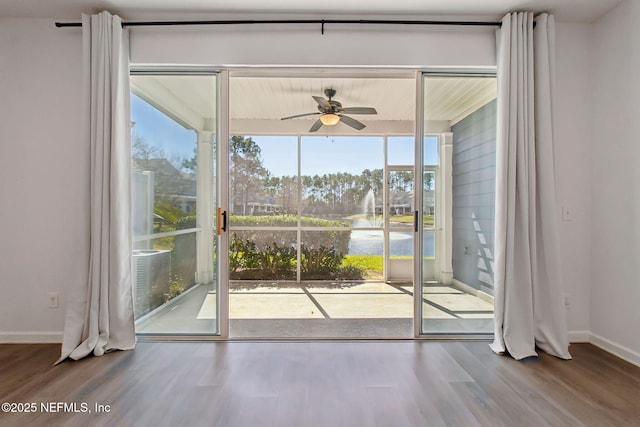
490,12,571,360
57,11,135,363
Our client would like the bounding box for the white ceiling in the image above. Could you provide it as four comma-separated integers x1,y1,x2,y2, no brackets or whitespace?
0,0,623,23
131,74,497,135
229,76,422,134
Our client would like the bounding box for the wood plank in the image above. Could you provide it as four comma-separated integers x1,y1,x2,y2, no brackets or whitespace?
0,341,638,426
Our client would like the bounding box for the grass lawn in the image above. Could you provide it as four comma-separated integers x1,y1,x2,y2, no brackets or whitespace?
390,214,435,226
342,255,383,273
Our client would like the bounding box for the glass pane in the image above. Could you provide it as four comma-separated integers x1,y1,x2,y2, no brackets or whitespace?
423,136,439,166
344,226,384,282
131,73,218,335
131,78,204,225
387,136,414,165
230,230,297,281
389,170,414,229
301,136,383,225
300,230,364,280
423,170,436,228
389,231,413,258
347,227,383,253
229,135,298,221
133,235,217,334
421,74,496,335
422,231,435,258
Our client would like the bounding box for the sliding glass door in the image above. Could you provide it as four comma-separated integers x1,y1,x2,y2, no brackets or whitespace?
415,73,496,336
130,72,226,336
125,69,498,338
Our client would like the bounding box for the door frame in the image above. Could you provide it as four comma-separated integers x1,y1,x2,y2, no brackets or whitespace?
131,66,495,339
129,67,230,340
414,71,496,337
413,72,425,337
217,70,230,339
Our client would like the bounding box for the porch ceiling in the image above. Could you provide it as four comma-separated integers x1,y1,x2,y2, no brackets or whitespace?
130,74,496,135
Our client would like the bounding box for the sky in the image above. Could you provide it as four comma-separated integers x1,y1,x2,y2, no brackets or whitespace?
132,94,197,162
131,93,438,177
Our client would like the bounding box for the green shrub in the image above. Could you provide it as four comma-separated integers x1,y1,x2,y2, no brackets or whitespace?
176,215,196,230
256,242,297,279
335,264,367,280
300,244,342,275
230,234,259,272
230,214,351,255
229,215,355,280
167,275,186,299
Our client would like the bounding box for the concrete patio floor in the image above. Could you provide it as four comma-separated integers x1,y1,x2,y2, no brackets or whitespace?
136,281,493,338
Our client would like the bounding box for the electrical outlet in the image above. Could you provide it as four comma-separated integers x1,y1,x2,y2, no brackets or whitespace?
562,206,573,221
48,292,59,309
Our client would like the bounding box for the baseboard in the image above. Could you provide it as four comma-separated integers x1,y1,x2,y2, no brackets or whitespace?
589,332,640,367
0,332,63,344
452,279,494,304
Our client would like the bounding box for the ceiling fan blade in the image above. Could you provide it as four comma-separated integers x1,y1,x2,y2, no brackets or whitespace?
281,112,320,120
312,96,332,111
309,119,323,132
339,115,366,130
340,107,378,115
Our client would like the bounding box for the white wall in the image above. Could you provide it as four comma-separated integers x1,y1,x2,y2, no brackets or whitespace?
589,0,640,363
554,23,593,339
130,21,496,67
0,19,86,342
0,16,497,342
0,14,606,352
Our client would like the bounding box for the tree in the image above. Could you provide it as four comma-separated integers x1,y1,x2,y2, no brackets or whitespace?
424,171,434,190
132,133,197,215
181,146,197,173
132,134,161,160
279,176,297,214
229,136,270,215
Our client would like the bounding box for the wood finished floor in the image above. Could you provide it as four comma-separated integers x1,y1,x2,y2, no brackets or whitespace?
0,342,638,427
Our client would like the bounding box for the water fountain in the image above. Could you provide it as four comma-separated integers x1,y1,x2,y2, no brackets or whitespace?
354,189,382,228
349,190,384,255
348,189,416,256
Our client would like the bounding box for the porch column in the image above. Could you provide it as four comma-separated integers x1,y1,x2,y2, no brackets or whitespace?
196,130,214,284
439,132,454,285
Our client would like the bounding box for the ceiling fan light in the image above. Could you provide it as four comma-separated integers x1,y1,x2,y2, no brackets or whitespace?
320,113,340,126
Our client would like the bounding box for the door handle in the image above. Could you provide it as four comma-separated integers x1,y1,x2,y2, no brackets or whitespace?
217,208,228,235
414,210,419,233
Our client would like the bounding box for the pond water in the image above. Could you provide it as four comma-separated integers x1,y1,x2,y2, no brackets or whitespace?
348,230,435,257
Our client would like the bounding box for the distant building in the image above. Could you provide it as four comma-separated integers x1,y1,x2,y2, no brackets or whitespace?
132,157,197,214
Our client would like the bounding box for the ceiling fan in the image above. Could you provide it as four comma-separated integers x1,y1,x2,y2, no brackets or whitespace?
281,88,378,132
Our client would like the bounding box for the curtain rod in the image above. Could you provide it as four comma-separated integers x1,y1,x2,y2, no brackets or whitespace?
55,19,501,34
